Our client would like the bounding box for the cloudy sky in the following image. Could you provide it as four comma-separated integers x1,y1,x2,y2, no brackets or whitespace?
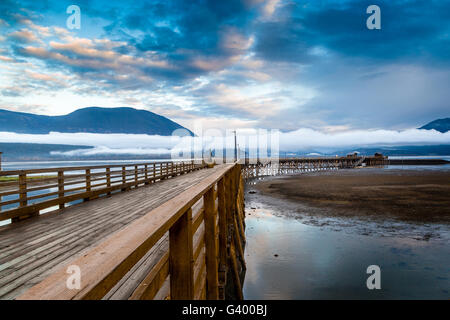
0,0,449,148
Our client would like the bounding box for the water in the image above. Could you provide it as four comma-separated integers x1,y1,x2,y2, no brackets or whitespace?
386,155,450,171
389,156,450,160
243,207,450,300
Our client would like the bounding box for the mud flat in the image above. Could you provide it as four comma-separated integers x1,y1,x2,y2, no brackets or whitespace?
253,168,450,224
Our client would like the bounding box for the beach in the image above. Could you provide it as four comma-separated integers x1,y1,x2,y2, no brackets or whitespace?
253,168,450,224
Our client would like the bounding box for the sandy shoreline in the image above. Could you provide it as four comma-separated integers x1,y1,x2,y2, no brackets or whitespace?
252,168,450,224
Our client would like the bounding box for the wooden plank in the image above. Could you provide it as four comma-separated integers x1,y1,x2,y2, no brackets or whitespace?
217,178,227,277
230,243,243,300
194,267,206,300
203,187,219,300
192,207,204,233
128,251,169,300
236,195,246,245
169,209,194,300
193,224,205,262
103,235,168,300
154,276,170,300
233,215,246,270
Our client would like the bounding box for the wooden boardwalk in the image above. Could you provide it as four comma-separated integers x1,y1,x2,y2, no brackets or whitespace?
0,156,378,300
0,165,229,299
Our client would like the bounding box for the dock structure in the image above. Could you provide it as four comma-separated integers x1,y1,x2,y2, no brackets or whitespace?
0,155,384,300
242,155,388,179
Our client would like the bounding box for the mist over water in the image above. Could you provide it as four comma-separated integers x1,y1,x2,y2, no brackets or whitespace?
0,128,450,156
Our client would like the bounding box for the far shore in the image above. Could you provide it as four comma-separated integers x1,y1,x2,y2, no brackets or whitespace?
253,168,450,224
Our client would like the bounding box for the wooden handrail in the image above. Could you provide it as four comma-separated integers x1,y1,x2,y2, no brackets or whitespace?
0,160,199,176
0,160,206,222
17,163,246,300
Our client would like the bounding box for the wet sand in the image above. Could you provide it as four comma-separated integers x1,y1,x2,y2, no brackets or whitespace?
254,168,450,224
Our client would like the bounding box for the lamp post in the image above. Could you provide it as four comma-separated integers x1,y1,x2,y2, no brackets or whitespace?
233,130,237,162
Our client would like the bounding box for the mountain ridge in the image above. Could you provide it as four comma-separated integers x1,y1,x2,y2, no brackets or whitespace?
419,118,450,133
0,107,193,136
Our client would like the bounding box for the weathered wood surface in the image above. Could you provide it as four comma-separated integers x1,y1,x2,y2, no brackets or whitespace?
0,165,226,300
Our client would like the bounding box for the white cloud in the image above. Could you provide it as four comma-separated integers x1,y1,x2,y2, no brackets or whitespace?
0,128,449,156
279,128,450,151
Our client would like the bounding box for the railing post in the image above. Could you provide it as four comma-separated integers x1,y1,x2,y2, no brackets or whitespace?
203,187,219,299
106,167,111,196
19,172,27,208
134,165,138,187
58,170,64,209
145,164,149,185
225,171,233,229
84,169,91,201
12,172,40,223
122,166,126,191
152,163,156,179
169,209,194,299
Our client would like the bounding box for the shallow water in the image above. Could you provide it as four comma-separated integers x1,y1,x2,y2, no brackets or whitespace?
243,191,450,300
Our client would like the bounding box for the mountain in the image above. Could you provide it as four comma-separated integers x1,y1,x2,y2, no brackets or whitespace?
0,107,193,136
419,118,450,133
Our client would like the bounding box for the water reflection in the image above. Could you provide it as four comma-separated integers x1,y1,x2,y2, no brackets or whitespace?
243,208,450,299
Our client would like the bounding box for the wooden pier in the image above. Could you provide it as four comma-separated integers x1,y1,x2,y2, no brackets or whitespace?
0,155,382,300
242,155,388,179
0,162,246,300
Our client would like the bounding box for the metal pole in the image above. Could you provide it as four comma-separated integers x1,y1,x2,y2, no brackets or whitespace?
233,130,237,162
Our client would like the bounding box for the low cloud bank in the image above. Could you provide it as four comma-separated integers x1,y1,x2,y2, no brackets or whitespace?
279,128,450,150
0,128,449,156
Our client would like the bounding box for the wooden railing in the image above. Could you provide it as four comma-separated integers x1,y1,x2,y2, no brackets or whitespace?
17,163,246,300
0,161,206,223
